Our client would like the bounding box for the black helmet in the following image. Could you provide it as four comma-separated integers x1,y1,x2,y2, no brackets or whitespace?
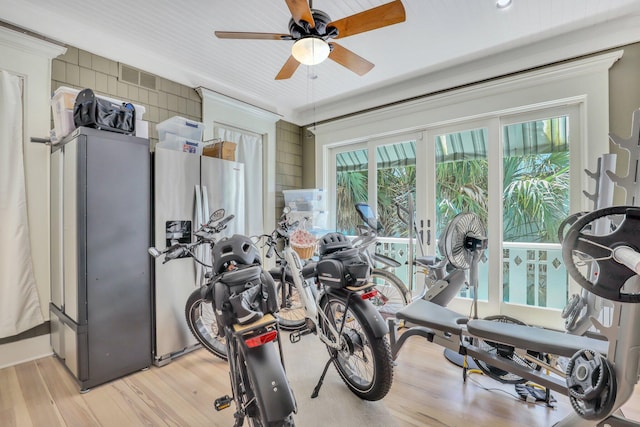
212,234,261,274
318,232,352,255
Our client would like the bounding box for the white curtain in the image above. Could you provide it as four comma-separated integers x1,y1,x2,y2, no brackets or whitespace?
215,127,263,237
0,70,43,338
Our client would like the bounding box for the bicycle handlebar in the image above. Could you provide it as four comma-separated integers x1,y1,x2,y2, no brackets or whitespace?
217,214,235,230
148,212,235,265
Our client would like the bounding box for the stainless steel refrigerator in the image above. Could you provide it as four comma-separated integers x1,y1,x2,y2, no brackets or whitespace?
153,148,245,365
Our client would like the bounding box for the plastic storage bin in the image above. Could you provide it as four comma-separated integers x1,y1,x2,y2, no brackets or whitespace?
156,133,203,155
51,87,80,143
156,116,205,141
51,86,148,142
283,189,326,211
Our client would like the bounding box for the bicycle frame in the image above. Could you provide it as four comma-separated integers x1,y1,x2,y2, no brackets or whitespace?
281,243,344,351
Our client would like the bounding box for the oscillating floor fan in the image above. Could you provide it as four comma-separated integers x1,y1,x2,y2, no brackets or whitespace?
440,213,542,384
440,213,485,369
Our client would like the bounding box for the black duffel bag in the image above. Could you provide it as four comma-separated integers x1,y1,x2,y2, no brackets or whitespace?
73,88,135,135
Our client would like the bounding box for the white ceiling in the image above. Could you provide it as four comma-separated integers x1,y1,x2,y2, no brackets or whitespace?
2,0,640,125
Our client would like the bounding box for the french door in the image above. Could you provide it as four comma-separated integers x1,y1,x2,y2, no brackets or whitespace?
423,106,581,328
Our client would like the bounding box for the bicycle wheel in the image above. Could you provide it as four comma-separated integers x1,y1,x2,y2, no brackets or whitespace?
369,269,409,319
270,270,306,331
228,337,264,427
320,293,394,401
472,315,543,384
185,288,227,360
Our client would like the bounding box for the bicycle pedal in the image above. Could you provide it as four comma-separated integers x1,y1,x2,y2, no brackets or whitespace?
214,395,232,411
289,328,312,344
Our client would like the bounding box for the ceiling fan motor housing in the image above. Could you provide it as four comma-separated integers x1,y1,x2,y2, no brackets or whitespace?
288,9,337,40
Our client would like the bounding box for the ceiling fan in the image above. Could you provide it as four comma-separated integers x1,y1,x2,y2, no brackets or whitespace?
214,0,406,80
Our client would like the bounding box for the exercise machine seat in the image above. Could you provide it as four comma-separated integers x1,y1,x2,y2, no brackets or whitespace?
396,299,468,335
467,319,608,358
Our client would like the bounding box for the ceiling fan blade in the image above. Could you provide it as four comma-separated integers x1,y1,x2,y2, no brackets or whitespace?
215,31,291,40
329,0,406,39
328,43,374,76
285,0,315,28
275,56,301,80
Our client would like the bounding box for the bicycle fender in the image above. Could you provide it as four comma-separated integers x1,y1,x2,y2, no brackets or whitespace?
323,288,390,338
243,343,297,422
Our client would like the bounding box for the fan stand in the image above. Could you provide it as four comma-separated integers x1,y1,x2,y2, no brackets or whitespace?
443,249,482,370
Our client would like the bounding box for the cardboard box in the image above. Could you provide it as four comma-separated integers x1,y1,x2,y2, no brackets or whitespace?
203,141,236,161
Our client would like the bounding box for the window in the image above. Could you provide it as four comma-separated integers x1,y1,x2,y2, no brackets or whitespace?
434,127,489,301
501,116,570,309
335,147,368,235
317,52,618,329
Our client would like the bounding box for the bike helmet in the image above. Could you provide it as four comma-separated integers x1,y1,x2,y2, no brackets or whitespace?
212,234,261,274
318,232,352,255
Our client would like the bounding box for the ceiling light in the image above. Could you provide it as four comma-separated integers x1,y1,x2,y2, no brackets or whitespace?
496,0,512,8
291,37,330,66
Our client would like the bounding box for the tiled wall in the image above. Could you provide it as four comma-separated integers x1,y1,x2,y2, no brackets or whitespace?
51,46,202,145
275,121,303,217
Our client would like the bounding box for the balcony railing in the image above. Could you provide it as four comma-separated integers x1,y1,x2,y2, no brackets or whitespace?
373,238,568,310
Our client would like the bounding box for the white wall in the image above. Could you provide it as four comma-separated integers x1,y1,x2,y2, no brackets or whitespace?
0,26,66,367
197,88,281,240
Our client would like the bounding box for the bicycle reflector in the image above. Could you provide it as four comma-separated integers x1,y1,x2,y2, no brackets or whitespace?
361,289,379,300
245,330,278,348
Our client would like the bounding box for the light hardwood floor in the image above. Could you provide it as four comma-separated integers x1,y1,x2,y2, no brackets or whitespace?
2,331,639,427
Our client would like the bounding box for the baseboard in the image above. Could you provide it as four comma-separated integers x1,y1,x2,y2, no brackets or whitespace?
0,334,52,369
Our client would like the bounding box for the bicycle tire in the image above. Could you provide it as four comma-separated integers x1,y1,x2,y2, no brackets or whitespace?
320,293,394,401
185,288,227,360
369,269,410,319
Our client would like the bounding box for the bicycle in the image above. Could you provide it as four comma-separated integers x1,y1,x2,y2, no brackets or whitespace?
260,207,394,401
353,202,410,318
149,209,297,426
270,203,410,330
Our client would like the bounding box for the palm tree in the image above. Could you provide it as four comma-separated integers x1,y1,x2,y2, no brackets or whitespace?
502,151,569,243
435,158,489,238
377,166,415,237
336,170,368,234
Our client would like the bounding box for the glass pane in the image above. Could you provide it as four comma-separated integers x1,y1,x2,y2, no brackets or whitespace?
435,128,489,301
375,141,416,238
502,116,569,309
375,141,417,288
335,148,368,234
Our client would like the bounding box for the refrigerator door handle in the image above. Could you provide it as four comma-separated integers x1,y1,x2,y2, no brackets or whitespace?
195,184,203,229
201,185,210,223
195,185,204,287
201,185,212,277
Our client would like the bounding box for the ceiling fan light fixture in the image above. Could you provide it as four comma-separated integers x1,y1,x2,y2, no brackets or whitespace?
291,37,330,65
